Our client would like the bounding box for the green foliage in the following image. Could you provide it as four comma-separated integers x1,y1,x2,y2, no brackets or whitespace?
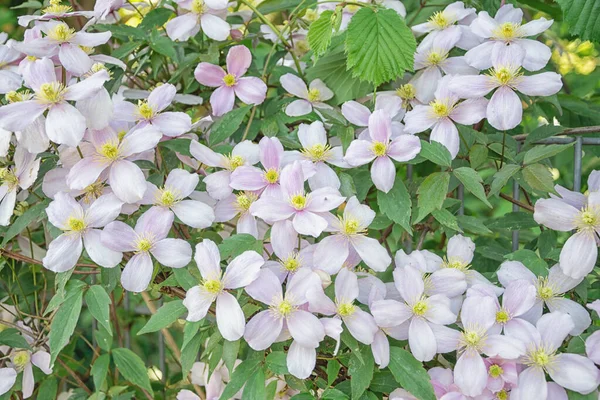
348,345,375,399
49,284,84,366
308,11,335,59
112,348,154,395
387,347,436,400
378,178,412,232
0,329,30,349
86,285,113,336
556,0,600,42
218,234,263,259
209,106,253,145
137,300,186,335
453,167,492,208
416,172,450,222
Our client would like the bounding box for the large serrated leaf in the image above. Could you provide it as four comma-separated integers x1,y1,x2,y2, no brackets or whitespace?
308,11,334,58
556,0,600,42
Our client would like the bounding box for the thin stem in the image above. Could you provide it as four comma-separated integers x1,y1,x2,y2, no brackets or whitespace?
499,192,534,212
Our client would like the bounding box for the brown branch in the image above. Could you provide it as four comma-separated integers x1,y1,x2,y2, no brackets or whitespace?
0,249,97,268
513,125,600,142
499,193,535,212
57,358,92,395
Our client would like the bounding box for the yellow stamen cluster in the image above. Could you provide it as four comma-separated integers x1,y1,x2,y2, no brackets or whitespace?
227,155,245,171
223,73,237,87
492,22,521,41
275,299,295,317
430,99,451,117
137,100,155,120
524,347,556,369
83,182,105,204
396,84,416,101
289,194,307,210
427,51,446,66
442,257,469,272
371,141,387,157
307,88,321,103
575,206,600,232
5,90,33,103
497,389,508,400
337,302,356,317
488,364,504,378
0,169,19,190
495,309,510,324
36,82,66,104
12,351,30,371
429,11,450,29
191,0,206,14
340,216,365,236
100,142,120,161
412,300,429,316
67,217,86,232
535,277,556,301
158,189,177,207
264,168,279,184
460,329,483,349
47,23,75,43
235,192,257,212
202,279,223,294
489,67,521,86
43,0,73,14
281,254,301,272
301,143,332,162
135,237,154,252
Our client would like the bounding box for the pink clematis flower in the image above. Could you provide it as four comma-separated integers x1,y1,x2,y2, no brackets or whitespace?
465,4,553,71
484,357,518,394
229,136,285,198
344,109,421,193
0,347,52,398
0,146,40,226
183,239,264,341
214,191,260,238
250,161,346,237
307,268,379,345
13,21,111,76
341,95,406,138
497,262,591,336
190,139,259,200
166,0,230,42
448,45,562,131
371,266,457,361
43,192,123,272
101,207,193,292
279,74,333,116
244,268,324,350
0,57,109,146
114,84,192,137
140,168,215,228
66,125,162,203
0,43,22,94
194,45,267,116
404,75,488,159
533,179,600,280
314,196,391,274
508,312,600,399
412,1,478,51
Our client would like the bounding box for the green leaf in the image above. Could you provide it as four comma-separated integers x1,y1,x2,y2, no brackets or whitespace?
419,140,452,167
341,329,363,364
524,125,565,146
432,208,462,232
348,346,374,399
112,41,141,59
92,354,111,392
308,11,334,58
377,178,411,233
112,348,154,395
36,378,58,400
242,367,266,400
487,212,538,230
218,234,263,259
220,356,263,400
149,35,178,59
138,300,186,335
345,8,416,85
416,172,450,222
523,143,574,165
86,285,112,336
209,105,252,145
256,0,316,14
488,164,521,198
222,339,240,374
388,347,436,400
522,164,556,193
556,0,600,42
2,201,48,246
567,390,599,400
469,144,488,170
11,1,42,9
159,138,193,157
457,215,492,235
181,332,202,377
505,249,548,277
49,284,84,366
0,328,30,349
138,8,173,31
453,167,492,208
322,388,349,399
266,351,288,375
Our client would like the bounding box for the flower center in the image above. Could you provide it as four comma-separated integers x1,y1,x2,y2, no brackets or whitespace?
137,101,155,120
430,100,450,117
427,51,446,66
135,237,153,253
429,11,450,29
277,299,294,317
488,364,504,378
575,207,600,231
281,255,301,272
495,309,510,324
264,168,279,184
526,348,555,368
100,143,120,161
340,217,364,236
227,155,244,170
396,84,416,101
371,141,387,157
223,73,237,87
43,0,72,13
36,82,66,104
202,279,223,294
6,90,33,103
301,143,331,162
461,329,483,348
83,182,104,203
67,217,86,232
412,300,428,316
191,0,206,14
337,302,356,317
159,189,177,207
235,192,257,212
307,88,321,102
12,351,30,371
489,67,521,86
290,194,307,210
47,23,75,42
492,22,520,41
497,390,508,400
442,257,469,272
0,168,19,190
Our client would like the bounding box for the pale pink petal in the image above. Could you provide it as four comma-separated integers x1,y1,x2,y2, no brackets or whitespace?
64,70,110,101
0,101,47,132
234,77,267,105
152,238,192,268
514,367,547,400
222,250,264,289
287,341,316,379
31,351,52,374
546,297,591,336
216,292,246,341
341,101,371,127
287,309,325,347
83,229,122,268
518,39,552,71
270,220,297,259
280,73,308,98
343,309,378,345
166,14,199,41
559,231,598,280
109,160,147,203
537,311,574,352
172,200,215,229
409,318,437,361
450,98,489,125
42,234,82,272
549,354,600,394
194,62,226,87
121,252,153,292
244,310,283,350
183,286,214,322
210,85,235,117
448,75,495,98
514,72,562,97
430,119,459,159
194,239,222,280
152,112,192,137
200,14,230,41
22,363,34,399
345,140,376,166
86,193,123,227
371,299,412,327
455,352,487,396
245,268,283,305
229,166,267,191
250,197,295,222
226,45,252,77
285,99,312,116
101,221,137,252
372,330,390,368
293,211,328,237
59,43,93,76
371,156,395,193
46,103,86,146
387,134,422,162
368,109,392,143
314,235,350,274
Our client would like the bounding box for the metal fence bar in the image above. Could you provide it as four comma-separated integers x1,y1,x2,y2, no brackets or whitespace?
574,136,583,192
512,141,521,251
516,137,600,145
124,292,131,349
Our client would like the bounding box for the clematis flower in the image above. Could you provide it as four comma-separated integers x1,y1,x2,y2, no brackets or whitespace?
140,168,215,228
101,207,193,292
465,4,553,71
585,329,600,365
344,109,421,193
280,74,333,117
263,242,316,283
507,312,600,399
449,295,525,397
371,265,457,361
66,125,162,203
214,191,260,237
190,139,259,200
314,196,391,274
13,21,111,76
412,1,478,51
307,268,379,345
0,147,40,226
244,268,324,350
0,347,52,398
18,0,94,27
114,84,192,137
448,45,562,131
341,95,406,138
229,136,285,198
533,182,600,280
484,357,518,394
411,26,478,103
194,45,267,116
250,161,346,237
166,0,230,42
0,57,110,146
0,116,51,157
497,262,591,336
283,121,348,190
43,192,123,272
183,239,264,341
404,75,488,158
0,43,22,94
